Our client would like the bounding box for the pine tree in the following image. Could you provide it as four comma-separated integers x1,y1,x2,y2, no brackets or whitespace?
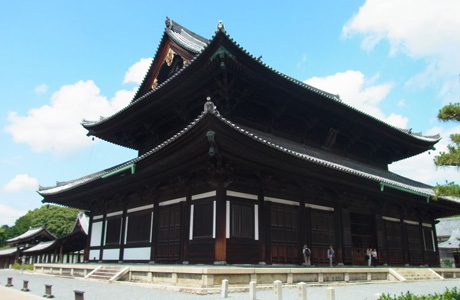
434,102,460,198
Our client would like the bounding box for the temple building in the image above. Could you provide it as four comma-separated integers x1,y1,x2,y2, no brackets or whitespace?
39,18,460,266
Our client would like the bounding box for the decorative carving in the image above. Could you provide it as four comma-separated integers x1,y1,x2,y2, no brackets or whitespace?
165,48,176,66
151,78,158,90
322,128,339,150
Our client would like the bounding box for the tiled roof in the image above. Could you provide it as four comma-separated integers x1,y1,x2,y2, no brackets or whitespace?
436,216,460,237
82,20,440,146
23,240,56,253
165,18,209,53
6,226,55,243
439,228,460,249
41,102,459,208
0,248,17,257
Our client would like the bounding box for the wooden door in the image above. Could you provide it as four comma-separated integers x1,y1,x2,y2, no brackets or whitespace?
406,224,423,265
156,204,182,263
269,204,299,263
385,220,403,265
311,210,335,265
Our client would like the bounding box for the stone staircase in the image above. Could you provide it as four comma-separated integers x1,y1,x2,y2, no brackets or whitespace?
85,266,129,282
391,268,444,281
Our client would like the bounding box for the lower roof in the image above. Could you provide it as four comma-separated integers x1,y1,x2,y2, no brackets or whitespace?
40,101,460,208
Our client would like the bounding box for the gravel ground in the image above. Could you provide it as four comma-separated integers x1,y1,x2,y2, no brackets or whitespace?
1,269,460,300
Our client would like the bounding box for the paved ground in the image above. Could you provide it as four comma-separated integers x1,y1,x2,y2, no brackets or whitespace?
1,269,460,300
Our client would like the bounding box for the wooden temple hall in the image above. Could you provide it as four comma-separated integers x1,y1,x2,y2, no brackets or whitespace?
39,18,460,267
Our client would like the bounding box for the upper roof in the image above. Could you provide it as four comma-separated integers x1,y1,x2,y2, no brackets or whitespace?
82,19,439,165
6,225,56,244
41,101,459,214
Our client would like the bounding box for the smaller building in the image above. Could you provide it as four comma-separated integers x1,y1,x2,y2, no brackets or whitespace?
436,217,460,267
23,213,88,264
0,225,55,269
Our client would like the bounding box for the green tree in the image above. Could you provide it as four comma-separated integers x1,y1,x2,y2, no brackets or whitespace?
0,205,81,247
434,102,460,198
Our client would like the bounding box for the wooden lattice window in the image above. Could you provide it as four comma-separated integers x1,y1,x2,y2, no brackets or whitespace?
231,203,254,238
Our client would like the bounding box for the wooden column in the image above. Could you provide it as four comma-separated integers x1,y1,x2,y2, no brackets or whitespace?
214,181,227,264
400,209,409,266
59,245,63,263
334,203,344,265
257,187,266,264
119,204,128,262
182,185,192,263
375,213,386,265
298,187,307,264
341,206,352,265
99,211,107,262
418,212,426,265
84,214,93,262
150,192,159,263
432,218,441,266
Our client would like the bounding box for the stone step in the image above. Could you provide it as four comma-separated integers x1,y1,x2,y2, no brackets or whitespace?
392,268,441,281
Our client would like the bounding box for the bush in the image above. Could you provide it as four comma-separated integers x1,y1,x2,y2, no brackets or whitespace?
379,288,460,300
442,259,454,268
11,263,34,271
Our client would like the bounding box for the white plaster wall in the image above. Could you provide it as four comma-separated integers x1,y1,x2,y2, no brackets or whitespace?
103,248,120,260
89,250,100,261
90,222,103,246
123,247,151,260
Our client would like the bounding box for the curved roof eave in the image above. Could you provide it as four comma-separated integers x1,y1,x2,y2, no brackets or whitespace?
82,24,440,148
42,102,457,208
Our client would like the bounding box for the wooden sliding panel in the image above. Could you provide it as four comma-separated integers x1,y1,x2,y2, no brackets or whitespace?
311,209,335,265
156,204,182,263
384,220,404,265
406,223,423,265
269,204,299,263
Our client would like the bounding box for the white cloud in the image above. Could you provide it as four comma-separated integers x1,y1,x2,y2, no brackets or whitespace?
343,0,460,96
0,205,26,226
389,126,460,185
123,58,153,85
2,174,38,193
4,80,135,156
33,84,49,95
305,70,408,128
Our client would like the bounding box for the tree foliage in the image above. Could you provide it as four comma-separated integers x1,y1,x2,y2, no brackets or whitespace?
434,102,460,197
0,205,81,247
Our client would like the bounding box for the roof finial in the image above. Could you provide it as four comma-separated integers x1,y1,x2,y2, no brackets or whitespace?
204,97,218,114
217,20,226,33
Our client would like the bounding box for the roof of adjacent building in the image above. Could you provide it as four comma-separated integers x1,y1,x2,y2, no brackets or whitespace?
40,101,459,208
0,248,17,257
6,226,56,244
436,216,460,237
439,228,460,249
22,240,56,253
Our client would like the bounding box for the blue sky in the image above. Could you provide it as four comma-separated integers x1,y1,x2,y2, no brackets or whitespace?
1,0,459,225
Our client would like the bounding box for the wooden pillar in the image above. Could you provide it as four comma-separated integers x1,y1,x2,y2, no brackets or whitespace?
375,213,386,265
182,186,192,263
59,245,63,263
298,188,307,265
99,211,107,262
341,206,352,265
150,193,159,263
257,188,266,264
214,181,227,264
400,209,409,266
432,218,441,266
85,214,93,262
418,212,426,265
334,203,344,265
119,205,128,262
